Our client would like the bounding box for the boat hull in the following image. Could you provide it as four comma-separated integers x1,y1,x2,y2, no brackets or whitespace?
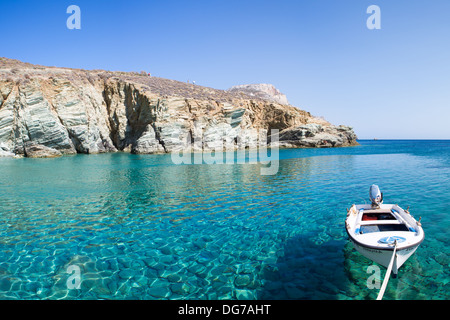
345,203,424,274
349,238,420,274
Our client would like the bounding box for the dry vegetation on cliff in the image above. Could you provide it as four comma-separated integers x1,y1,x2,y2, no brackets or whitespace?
0,57,262,103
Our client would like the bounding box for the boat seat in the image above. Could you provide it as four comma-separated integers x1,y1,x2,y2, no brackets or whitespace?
360,220,401,225
361,210,392,214
359,223,410,234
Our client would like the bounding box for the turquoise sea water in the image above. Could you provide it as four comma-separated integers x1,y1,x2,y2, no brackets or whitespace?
0,140,448,300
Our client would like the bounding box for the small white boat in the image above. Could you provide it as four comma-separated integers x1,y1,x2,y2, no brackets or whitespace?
345,185,424,276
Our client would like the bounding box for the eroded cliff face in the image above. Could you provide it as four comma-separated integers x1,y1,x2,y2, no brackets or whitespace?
0,58,358,158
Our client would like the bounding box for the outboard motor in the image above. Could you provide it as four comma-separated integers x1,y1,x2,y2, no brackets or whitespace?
369,185,383,207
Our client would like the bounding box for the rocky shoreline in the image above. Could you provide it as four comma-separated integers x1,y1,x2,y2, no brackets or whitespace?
0,58,358,158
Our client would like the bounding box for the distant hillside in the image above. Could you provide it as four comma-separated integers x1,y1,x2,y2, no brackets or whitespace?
228,84,290,106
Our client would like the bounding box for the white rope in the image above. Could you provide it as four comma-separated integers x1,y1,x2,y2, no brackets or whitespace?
376,240,398,300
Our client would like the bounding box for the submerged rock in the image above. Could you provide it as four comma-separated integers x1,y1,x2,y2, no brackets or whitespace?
234,274,252,288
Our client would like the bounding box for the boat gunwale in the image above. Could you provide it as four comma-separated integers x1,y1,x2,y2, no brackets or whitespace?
345,227,425,251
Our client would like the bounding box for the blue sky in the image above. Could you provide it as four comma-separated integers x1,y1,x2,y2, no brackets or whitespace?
1,0,449,139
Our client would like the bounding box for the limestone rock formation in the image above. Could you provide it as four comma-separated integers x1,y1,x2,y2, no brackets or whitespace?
274,124,358,148
0,57,358,158
0,146,14,157
23,142,62,158
228,84,290,105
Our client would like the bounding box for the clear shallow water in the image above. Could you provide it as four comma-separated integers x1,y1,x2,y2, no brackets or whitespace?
0,140,448,300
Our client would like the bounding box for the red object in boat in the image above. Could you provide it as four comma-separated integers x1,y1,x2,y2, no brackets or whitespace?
362,215,378,221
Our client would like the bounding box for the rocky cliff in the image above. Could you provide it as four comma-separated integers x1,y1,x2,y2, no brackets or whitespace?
0,58,358,158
